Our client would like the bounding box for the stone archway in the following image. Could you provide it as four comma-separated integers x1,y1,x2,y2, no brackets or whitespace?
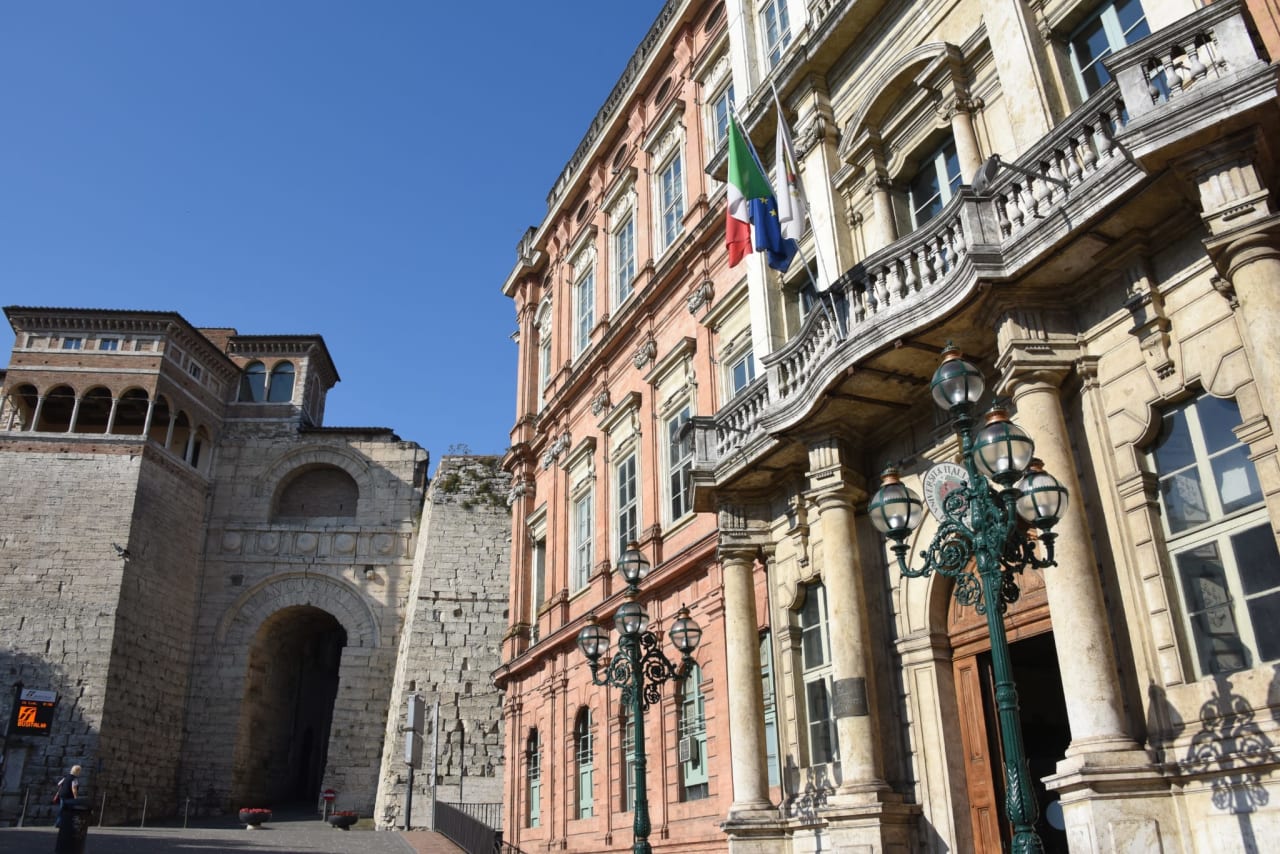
231,606,346,805
217,575,383,809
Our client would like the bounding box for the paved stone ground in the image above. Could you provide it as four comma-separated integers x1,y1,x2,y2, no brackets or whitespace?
0,813,465,854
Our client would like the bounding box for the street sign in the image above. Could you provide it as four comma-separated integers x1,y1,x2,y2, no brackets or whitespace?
322,789,336,803
11,688,57,736
405,731,423,768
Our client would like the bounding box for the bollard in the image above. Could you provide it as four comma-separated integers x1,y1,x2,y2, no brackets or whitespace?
17,785,30,827
184,797,190,829
98,793,106,827
140,794,148,828
54,799,90,854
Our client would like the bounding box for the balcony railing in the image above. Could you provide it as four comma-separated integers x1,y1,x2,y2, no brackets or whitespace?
701,0,1269,474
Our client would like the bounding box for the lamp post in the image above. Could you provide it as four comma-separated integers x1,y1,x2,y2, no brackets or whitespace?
867,345,1069,854
576,542,702,854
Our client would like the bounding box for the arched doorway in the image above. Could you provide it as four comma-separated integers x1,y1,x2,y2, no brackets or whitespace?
231,606,347,806
947,566,1071,853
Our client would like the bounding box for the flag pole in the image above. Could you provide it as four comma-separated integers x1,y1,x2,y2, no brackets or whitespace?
765,87,846,340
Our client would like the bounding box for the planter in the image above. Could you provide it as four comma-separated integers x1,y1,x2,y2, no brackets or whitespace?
238,808,272,829
327,812,359,830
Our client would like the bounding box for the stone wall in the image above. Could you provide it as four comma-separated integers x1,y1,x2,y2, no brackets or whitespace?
374,455,511,830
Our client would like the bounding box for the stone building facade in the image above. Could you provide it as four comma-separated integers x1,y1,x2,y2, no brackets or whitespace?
501,1,1280,853
0,307,508,828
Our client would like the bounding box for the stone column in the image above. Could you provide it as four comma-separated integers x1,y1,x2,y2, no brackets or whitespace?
142,397,156,438
999,366,1138,757
106,397,119,434
29,395,45,431
1184,131,1280,422
720,545,773,815
67,395,82,433
946,99,984,185
866,174,896,253
164,412,177,450
806,439,887,797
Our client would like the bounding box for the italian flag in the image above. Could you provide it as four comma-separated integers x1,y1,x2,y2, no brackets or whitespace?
725,113,775,268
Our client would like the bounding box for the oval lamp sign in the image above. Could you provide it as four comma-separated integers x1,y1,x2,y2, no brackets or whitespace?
922,462,969,521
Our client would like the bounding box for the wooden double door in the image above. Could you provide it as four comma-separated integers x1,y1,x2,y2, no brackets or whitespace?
948,569,1071,853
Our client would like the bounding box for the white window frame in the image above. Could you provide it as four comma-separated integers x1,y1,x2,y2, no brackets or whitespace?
678,663,709,801
574,268,595,357
526,730,542,828
98,338,120,351
908,137,962,229
760,631,781,788
759,0,792,68
615,452,639,561
708,81,735,152
572,489,594,591
798,582,839,765
665,405,694,523
1069,0,1151,97
729,348,757,398
612,213,636,308
657,151,685,252
62,337,83,350
1151,393,1278,676
575,708,594,818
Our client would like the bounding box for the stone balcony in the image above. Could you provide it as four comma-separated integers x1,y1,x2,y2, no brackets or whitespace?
692,0,1278,500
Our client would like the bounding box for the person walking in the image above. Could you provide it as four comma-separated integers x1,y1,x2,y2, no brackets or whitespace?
53,765,80,827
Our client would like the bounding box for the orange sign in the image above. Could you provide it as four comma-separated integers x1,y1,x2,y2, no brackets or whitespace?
11,689,57,736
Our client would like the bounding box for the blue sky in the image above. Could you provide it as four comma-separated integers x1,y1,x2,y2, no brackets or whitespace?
1,2,662,461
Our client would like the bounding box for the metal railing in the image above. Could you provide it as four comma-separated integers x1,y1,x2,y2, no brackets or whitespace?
434,800,501,854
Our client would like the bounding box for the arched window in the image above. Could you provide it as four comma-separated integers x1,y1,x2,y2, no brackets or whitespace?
274,465,359,520
678,663,708,801
1151,393,1278,675
574,707,594,818
525,729,541,828
5,384,39,430
77,387,114,434
239,361,267,402
267,361,295,403
191,426,211,470
148,396,172,445
170,411,192,457
114,389,150,436
39,385,76,432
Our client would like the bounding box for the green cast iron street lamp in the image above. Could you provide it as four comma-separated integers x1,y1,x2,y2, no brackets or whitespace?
868,345,1069,854
577,543,702,854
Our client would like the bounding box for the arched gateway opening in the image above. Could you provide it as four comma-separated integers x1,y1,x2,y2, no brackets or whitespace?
231,606,347,806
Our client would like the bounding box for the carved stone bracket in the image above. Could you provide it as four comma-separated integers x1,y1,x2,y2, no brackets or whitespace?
506,476,535,506
686,281,713,315
541,431,571,470
633,337,658,369
590,384,611,416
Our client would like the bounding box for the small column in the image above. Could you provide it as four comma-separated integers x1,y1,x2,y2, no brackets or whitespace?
946,98,984,185
142,397,156,439
67,395,82,434
806,440,887,797
999,367,1138,756
164,413,177,450
866,174,897,252
29,396,46,432
184,430,196,463
719,545,773,815
105,397,119,434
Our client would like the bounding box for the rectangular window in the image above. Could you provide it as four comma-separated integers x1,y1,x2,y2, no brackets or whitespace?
761,632,781,788
188,362,203,380
667,406,694,522
615,454,639,560
613,215,636,307
621,713,637,812
575,270,595,356
678,664,709,801
730,350,757,397
575,710,594,818
1153,394,1279,675
659,153,685,250
526,732,542,828
572,491,594,591
531,537,546,641
710,83,735,150
1071,0,1150,96
909,138,962,228
98,338,120,351
62,337,83,350
799,583,839,765
538,336,552,407
760,0,792,67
